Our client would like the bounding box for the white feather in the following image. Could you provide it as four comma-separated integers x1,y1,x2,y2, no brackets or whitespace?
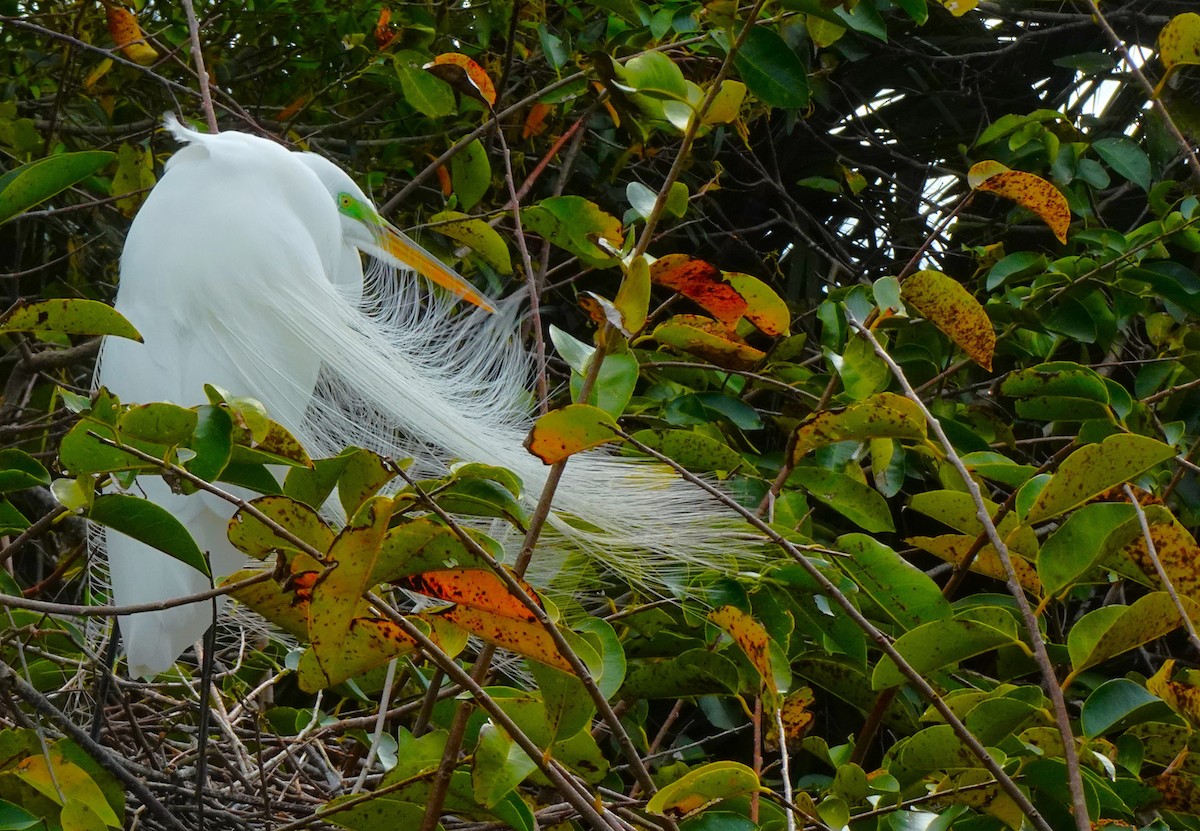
96,116,756,678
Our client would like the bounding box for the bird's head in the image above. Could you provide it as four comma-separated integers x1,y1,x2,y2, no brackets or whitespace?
297,153,495,313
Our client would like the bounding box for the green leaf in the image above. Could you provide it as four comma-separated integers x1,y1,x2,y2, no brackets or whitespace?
116,403,197,445
1068,592,1199,674
429,210,512,273
394,51,454,118
730,26,809,109
620,51,689,101
834,0,888,41
791,392,925,462
1025,434,1175,523
792,467,895,533
1037,502,1139,596
1081,678,1175,738
228,494,335,559
450,139,490,212
872,613,1020,689
523,196,624,267
0,449,51,492
646,761,761,815
630,429,746,475
0,798,39,830
88,494,209,577
836,534,951,630
0,150,115,224
0,299,141,341
1093,137,1152,190
472,724,536,809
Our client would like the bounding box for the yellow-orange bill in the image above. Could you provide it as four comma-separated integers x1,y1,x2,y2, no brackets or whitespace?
380,225,496,313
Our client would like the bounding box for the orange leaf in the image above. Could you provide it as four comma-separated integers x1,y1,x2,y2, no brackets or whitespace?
438,605,571,670
427,53,497,108
771,687,816,749
724,271,790,336
105,3,158,65
399,568,541,623
277,93,312,122
968,161,1070,244
374,7,397,50
523,102,553,138
651,254,747,330
429,153,453,197
901,269,996,370
709,605,787,705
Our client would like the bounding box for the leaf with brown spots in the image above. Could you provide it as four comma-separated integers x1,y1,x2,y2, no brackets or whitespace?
650,314,767,369
1117,516,1200,605
1149,660,1200,727
901,270,995,370
645,761,762,818
224,555,323,640
524,404,619,464
1067,592,1200,675
725,271,791,336
791,391,926,463
1151,772,1200,815
104,2,158,65
437,605,572,671
398,568,540,623
908,534,1042,596
650,254,747,330
307,497,396,687
228,495,335,560
709,605,789,706
968,161,1070,243
769,687,816,750
1159,13,1200,75
1026,434,1175,524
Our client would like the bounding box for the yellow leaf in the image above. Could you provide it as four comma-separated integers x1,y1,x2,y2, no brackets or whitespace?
940,0,977,17
968,161,1070,243
725,271,791,336
438,605,571,670
646,761,761,817
104,3,158,65
709,606,789,704
791,391,926,463
524,404,619,464
1159,13,1200,74
901,269,996,370
650,314,766,369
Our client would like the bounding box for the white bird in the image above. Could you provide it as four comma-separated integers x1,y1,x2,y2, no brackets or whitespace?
97,116,750,679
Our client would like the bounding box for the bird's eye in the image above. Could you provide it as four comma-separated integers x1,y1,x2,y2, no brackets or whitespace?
338,194,353,208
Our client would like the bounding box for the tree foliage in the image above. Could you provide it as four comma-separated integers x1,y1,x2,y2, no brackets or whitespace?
3,0,1200,829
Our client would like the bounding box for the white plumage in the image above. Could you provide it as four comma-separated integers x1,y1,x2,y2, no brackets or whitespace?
97,117,751,679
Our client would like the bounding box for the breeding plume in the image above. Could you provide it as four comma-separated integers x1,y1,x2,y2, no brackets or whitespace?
98,116,748,678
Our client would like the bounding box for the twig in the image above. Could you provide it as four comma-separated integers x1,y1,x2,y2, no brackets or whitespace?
608,425,1055,831
1123,484,1200,657
180,0,217,132
845,315,1088,831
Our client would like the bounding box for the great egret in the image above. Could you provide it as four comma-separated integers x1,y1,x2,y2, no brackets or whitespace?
97,116,750,679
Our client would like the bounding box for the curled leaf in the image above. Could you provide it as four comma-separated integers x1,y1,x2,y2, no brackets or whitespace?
968,161,1070,243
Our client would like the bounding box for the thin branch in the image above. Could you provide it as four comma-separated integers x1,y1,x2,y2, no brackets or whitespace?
180,0,217,132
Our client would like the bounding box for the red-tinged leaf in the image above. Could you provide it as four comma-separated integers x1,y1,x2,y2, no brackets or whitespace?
374,7,397,50
650,314,767,369
437,605,571,671
901,269,996,370
725,271,790,336
104,3,157,65
523,102,553,138
277,93,312,121
525,404,619,464
426,53,497,108
398,568,541,623
968,161,1070,244
650,254,747,330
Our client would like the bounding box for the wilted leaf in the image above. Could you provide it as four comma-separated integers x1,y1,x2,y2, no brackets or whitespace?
104,3,158,65
901,270,995,370
709,605,789,704
399,569,540,623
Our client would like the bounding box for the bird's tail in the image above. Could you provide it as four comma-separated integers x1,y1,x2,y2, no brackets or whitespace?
218,257,760,592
